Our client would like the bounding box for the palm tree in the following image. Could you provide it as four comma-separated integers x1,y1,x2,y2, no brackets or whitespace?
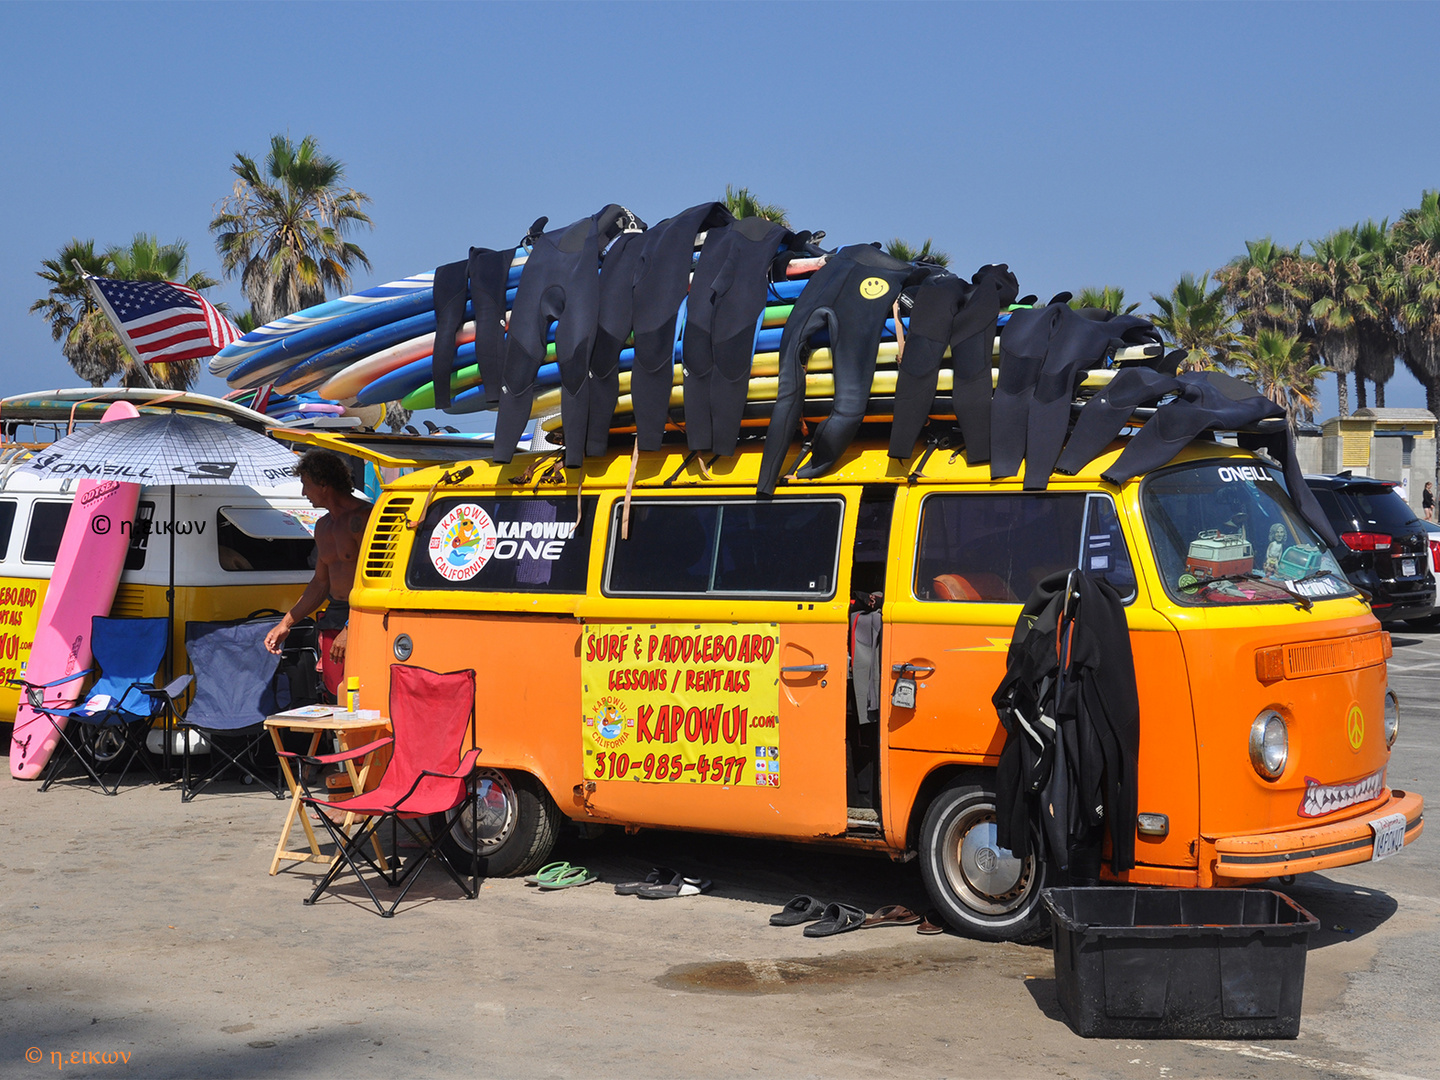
1214,237,1308,340
884,238,950,266
1393,190,1440,419
1353,218,1401,408
30,239,111,384
1233,329,1327,429
1070,286,1139,315
722,185,791,228
210,134,373,325
1305,226,1372,415
1148,272,1237,372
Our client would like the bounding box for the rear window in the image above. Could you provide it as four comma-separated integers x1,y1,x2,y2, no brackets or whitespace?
23,501,70,563
605,498,843,598
1328,485,1424,535
913,493,1135,603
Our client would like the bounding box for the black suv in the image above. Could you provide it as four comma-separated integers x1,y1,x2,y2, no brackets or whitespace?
1305,473,1436,623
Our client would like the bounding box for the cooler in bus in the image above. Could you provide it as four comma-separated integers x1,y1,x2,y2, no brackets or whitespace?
1185,531,1253,581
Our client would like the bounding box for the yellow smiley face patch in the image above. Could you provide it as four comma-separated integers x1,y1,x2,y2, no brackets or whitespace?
859,277,891,301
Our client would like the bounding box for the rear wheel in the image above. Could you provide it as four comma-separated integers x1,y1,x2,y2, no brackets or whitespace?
432,769,561,878
918,773,1050,943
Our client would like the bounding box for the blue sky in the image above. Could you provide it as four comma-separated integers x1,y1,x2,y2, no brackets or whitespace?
3,1,1438,420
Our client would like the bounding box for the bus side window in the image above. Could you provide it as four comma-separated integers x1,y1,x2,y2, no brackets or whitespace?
1081,494,1137,602
23,501,71,563
913,494,1088,603
0,500,17,561
606,498,844,598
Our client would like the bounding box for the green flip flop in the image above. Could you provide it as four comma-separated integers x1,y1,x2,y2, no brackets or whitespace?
536,865,598,890
524,861,572,886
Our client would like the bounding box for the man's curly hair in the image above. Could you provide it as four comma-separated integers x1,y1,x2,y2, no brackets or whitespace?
295,449,354,494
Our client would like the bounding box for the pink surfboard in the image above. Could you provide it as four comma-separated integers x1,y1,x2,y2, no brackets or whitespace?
9,401,144,779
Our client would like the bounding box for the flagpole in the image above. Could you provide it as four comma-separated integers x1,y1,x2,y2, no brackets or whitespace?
73,261,158,390
76,261,175,775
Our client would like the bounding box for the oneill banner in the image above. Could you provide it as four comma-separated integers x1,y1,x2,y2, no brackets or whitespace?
581,622,781,787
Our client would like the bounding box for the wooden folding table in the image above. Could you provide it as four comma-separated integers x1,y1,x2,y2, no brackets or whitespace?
264,712,391,876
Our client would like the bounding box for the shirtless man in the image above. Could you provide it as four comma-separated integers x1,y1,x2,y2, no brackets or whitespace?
264,449,373,697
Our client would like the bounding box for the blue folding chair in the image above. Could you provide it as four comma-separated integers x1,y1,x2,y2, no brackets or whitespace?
22,617,187,796
175,616,290,801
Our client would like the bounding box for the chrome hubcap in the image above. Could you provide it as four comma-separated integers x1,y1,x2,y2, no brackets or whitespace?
452,769,517,854
942,806,1034,916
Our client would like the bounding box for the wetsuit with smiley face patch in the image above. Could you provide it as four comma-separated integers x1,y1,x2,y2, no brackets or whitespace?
758,244,920,495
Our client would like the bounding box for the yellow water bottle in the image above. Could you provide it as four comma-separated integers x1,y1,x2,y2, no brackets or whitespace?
346,676,359,714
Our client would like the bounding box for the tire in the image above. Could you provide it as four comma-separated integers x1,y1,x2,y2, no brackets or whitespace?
432,769,561,878
918,773,1050,943
1405,612,1440,631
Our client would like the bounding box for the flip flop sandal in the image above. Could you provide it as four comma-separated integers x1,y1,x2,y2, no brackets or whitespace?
536,865,597,890
614,866,680,896
803,902,867,937
523,861,572,886
769,895,828,926
916,912,946,935
635,874,712,899
861,905,922,928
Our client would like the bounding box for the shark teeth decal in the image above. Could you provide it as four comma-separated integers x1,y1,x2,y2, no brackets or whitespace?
1298,767,1386,818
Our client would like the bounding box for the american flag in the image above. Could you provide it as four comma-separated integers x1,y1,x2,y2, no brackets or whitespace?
87,276,240,365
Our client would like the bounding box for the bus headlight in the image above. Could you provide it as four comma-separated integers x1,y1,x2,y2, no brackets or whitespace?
1384,690,1400,748
1249,711,1288,780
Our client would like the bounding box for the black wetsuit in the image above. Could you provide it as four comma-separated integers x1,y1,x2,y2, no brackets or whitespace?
1053,366,1183,475
990,304,1160,485
1020,309,1161,489
888,263,1018,461
682,215,791,455
584,223,648,457
989,303,1065,479
757,245,919,496
994,571,1139,877
493,206,629,465
585,228,646,458
628,202,735,450
430,247,511,410
1100,371,1281,484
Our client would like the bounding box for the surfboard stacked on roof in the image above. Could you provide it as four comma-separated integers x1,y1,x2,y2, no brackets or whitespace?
213,199,1308,496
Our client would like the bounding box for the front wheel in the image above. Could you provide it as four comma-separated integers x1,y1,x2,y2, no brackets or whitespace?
918,773,1050,943
432,769,561,878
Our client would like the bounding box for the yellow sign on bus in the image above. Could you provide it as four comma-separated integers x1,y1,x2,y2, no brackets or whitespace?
581,622,780,787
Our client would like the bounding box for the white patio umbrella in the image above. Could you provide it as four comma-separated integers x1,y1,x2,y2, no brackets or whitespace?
19,411,304,677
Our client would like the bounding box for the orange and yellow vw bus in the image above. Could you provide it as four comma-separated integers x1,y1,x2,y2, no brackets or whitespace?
288,430,1423,941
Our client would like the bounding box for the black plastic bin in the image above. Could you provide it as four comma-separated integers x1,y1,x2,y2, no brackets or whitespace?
1043,887,1319,1039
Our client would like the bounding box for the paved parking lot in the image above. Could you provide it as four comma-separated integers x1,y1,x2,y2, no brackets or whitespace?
1,629,1437,1079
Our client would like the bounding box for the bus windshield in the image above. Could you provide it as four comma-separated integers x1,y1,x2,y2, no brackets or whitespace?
1141,460,1354,606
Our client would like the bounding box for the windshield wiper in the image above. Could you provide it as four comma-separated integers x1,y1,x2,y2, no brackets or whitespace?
1196,572,1313,611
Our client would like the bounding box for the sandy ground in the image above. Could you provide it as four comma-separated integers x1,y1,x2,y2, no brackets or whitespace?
1,632,1437,1080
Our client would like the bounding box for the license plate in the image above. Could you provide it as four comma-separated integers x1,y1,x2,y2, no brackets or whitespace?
1370,812,1407,861
1402,558,1416,577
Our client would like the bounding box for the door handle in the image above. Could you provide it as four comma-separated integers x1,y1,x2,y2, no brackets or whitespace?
891,663,935,677
780,664,828,674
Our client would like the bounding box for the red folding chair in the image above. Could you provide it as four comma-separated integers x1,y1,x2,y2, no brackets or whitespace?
281,664,479,917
